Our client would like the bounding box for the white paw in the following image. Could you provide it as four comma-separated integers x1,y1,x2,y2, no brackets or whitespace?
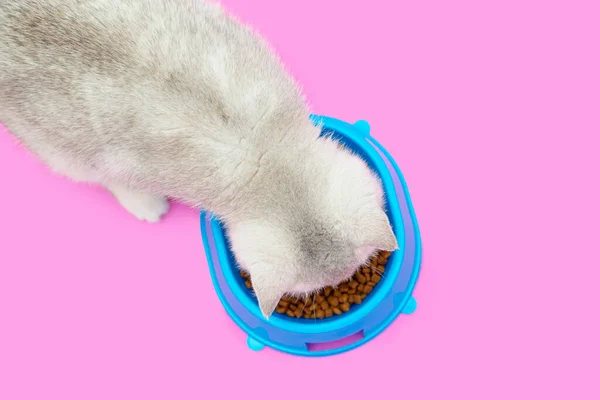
107,185,170,223
121,194,170,223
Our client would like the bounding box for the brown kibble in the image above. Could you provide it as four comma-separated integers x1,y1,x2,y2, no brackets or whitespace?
356,273,367,284
239,250,389,319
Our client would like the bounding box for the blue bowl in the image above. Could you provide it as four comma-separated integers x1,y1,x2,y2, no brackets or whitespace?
200,115,422,357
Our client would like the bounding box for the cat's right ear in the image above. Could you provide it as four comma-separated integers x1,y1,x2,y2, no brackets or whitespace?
250,267,289,319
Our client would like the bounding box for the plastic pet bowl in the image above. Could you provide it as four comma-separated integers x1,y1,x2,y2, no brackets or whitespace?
200,115,422,357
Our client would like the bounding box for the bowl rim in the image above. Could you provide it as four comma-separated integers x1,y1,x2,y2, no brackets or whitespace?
202,115,411,334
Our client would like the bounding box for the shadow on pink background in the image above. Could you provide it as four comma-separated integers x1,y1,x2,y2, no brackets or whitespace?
1,0,599,399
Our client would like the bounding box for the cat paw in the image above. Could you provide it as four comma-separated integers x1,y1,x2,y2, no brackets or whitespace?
122,194,170,223
107,185,170,223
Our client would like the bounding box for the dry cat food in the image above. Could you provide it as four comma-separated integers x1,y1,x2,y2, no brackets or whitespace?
240,251,391,319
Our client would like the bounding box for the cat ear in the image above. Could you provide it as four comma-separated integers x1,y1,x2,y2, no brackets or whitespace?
250,267,289,319
358,209,399,251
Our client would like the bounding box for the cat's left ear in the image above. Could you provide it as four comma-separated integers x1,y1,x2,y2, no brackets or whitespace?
250,266,289,319
358,209,399,251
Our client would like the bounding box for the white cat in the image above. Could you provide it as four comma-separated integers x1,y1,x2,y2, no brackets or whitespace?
0,0,397,317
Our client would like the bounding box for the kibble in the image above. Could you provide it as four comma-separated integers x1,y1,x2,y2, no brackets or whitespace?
240,250,391,319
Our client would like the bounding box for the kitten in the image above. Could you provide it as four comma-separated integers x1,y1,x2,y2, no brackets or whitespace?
0,0,397,317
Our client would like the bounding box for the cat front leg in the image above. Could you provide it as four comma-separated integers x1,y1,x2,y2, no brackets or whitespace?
105,183,170,223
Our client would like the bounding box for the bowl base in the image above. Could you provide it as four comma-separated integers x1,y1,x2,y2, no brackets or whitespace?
246,336,265,351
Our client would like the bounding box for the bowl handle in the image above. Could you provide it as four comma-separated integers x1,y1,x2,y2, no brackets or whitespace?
353,120,372,138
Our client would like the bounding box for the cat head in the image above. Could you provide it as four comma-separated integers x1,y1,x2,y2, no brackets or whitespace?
227,137,397,318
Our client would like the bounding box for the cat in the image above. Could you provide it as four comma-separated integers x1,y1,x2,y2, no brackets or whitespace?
0,0,398,317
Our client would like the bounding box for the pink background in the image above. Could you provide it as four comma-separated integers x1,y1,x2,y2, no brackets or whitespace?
1,0,599,398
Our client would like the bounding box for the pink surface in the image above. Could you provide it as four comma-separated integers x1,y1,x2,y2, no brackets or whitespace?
1,0,599,398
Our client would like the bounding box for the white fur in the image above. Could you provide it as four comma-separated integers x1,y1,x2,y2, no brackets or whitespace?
0,0,397,317
107,183,170,223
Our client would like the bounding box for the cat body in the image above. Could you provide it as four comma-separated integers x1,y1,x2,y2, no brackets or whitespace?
0,0,397,316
